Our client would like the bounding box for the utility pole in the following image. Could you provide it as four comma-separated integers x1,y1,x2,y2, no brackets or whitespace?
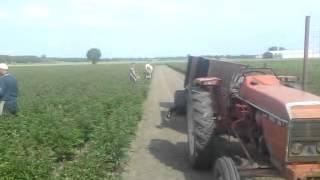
302,16,310,91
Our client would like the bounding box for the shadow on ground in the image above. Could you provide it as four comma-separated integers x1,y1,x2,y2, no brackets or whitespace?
147,101,212,179
152,102,279,180
157,102,187,134
148,139,212,180
148,138,279,180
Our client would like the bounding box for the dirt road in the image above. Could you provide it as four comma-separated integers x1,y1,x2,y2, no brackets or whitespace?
122,66,212,180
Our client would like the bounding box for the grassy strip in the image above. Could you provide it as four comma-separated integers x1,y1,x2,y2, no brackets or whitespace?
166,63,186,74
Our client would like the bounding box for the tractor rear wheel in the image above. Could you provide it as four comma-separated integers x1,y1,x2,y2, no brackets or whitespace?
174,90,187,114
213,156,240,180
187,88,216,169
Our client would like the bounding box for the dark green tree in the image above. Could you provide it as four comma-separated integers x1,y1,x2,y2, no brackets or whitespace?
263,52,273,59
268,46,286,51
86,48,102,64
268,46,278,51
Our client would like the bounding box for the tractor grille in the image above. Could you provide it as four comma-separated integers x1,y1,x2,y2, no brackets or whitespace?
288,120,320,162
307,177,320,180
290,120,320,141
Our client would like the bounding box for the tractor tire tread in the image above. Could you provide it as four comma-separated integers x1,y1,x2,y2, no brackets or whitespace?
188,88,217,169
213,157,240,180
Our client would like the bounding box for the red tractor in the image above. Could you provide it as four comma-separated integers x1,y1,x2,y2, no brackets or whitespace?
174,56,320,180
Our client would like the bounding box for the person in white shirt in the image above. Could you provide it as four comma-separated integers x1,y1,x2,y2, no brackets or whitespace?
145,63,153,79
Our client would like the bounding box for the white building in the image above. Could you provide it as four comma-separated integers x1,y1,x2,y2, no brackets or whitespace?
267,50,320,59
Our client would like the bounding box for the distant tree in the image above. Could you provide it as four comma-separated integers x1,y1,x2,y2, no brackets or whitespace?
268,46,286,51
268,46,278,51
213,55,220,60
41,54,46,59
263,52,273,59
86,48,102,64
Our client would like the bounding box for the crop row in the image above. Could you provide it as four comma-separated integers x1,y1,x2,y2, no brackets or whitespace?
0,64,148,179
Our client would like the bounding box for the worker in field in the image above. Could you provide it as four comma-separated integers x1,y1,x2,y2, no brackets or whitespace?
0,63,18,115
129,63,139,84
145,63,153,79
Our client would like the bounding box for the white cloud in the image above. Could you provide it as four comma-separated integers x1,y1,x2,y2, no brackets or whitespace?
0,0,212,29
64,0,209,27
21,3,49,19
0,8,9,19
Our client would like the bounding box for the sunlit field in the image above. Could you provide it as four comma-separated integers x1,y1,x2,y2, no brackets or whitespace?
0,64,148,179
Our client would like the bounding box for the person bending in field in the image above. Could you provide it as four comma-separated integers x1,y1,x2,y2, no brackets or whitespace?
0,63,18,115
129,63,139,84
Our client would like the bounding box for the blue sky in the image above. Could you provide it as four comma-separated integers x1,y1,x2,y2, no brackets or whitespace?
0,0,320,58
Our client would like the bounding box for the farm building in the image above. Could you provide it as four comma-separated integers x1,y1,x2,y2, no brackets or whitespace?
264,50,320,59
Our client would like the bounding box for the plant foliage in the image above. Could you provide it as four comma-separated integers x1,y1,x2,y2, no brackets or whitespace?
86,48,102,64
0,64,148,179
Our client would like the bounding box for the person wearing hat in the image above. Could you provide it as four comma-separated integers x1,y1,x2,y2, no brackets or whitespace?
129,63,140,84
0,63,18,115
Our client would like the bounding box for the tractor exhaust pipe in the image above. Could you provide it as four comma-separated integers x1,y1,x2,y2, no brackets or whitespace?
302,16,310,91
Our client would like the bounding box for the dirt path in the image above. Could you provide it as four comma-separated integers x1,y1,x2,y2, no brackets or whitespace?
122,66,211,180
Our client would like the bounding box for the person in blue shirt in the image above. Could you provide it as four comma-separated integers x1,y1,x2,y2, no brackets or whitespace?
0,63,18,115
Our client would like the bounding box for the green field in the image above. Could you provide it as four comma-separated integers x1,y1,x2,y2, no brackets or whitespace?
3,59,320,179
168,59,320,95
0,64,148,179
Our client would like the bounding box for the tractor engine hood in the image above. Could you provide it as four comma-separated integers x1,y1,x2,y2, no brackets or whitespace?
239,75,320,120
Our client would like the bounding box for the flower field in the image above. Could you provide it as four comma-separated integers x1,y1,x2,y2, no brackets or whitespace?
0,64,148,179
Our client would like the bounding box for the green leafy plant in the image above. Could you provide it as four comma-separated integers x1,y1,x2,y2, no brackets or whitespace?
0,64,148,179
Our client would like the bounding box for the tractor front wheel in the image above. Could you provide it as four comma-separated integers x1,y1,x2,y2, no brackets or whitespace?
187,88,216,169
213,157,240,180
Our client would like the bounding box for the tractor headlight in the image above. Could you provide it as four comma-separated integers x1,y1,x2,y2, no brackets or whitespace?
291,142,304,155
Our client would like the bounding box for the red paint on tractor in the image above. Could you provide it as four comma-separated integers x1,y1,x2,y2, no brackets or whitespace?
286,164,320,180
184,56,320,179
291,105,320,119
261,117,288,168
240,75,320,120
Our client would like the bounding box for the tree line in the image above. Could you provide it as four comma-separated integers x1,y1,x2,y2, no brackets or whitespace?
1,46,287,63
